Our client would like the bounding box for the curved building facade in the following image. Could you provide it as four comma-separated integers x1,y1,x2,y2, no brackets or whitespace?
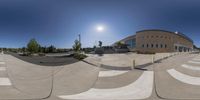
115,29,193,53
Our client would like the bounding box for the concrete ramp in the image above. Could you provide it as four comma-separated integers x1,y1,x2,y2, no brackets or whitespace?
156,66,200,99
167,69,200,85
188,60,200,64
58,71,153,100
181,64,200,71
99,70,128,77
52,61,100,98
0,54,53,99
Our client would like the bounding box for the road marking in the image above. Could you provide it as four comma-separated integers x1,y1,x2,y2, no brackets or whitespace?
0,78,12,86
193,58,200,61
58,71,153,100
182,64,200,71
188,61,200,64
0,62,5,64
99,70,128,77
0,67,6,71
167,69,200,85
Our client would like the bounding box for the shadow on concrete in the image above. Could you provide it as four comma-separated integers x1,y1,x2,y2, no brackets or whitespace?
100,64,132,70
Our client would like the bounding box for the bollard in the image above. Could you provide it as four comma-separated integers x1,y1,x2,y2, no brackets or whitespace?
132,60,135,70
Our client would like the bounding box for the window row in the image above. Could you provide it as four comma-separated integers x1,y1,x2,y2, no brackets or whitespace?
140,36,171,39
142,44,167,48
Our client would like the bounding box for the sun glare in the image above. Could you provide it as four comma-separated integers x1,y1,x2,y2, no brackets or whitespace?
96,26,104,32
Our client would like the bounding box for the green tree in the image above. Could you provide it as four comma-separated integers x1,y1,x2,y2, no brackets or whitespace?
48,45,56,53
22,47,26,53
116,41,123,47
98,41,102,48
93,45,96,49
73,39,81,53
38,45,42,53
27,38,40,54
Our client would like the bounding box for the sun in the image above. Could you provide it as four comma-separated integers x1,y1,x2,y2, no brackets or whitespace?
96,26,104,32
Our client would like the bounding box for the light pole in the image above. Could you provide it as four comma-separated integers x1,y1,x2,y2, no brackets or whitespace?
78,34,82,52
78,34,81,43
1,48,3,54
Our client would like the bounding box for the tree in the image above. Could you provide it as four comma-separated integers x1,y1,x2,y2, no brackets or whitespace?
38,45,42,53
93,45,96,49
116,41,123,47
98,41,102,48
48,45,56,53
27,38,40,54
73,39,81,53
22,47,26,53
116,41,128,49
43,46,47,53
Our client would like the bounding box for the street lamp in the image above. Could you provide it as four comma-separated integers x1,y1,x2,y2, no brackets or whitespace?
78,34,82,52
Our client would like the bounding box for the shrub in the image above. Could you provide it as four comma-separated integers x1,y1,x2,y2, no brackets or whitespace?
73,39,81,53
73,53,87,60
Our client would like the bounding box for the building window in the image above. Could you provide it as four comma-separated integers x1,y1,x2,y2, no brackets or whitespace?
160,44,163,48
142,44,144,48
151,44,154,48
175,46,177,50
165,44,167,48
156,36,159,38
125,39,136,49
147,44,149,48
165,36,167,39
142,36,144,38
160,36,163,38
151,36,154,38
156,44,158,48
147,36,149,38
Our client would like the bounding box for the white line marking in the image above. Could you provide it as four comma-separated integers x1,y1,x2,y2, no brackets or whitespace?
193,58,200,61
0,62,5,64
0,67,6,71
188,61,200,64
0,78,12,86
99,71,128,77
182,64,200,71
58,71,154,100
167,69,200,85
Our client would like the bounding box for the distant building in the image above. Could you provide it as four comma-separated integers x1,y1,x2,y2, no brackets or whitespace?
114,29,194,53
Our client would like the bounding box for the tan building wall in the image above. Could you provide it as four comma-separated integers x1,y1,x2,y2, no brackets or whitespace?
136,30,193,53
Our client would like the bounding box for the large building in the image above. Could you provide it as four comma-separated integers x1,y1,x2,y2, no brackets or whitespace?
115,29,193,53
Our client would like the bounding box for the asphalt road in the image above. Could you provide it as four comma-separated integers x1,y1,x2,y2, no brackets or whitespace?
7,52,79,66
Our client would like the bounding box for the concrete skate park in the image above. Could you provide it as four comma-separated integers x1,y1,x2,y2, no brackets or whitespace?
0,52,200,100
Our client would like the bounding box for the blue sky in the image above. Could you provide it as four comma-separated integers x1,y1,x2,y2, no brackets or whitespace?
0,0,199,48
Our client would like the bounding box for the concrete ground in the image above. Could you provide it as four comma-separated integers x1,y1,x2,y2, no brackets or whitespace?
0,52,199,100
